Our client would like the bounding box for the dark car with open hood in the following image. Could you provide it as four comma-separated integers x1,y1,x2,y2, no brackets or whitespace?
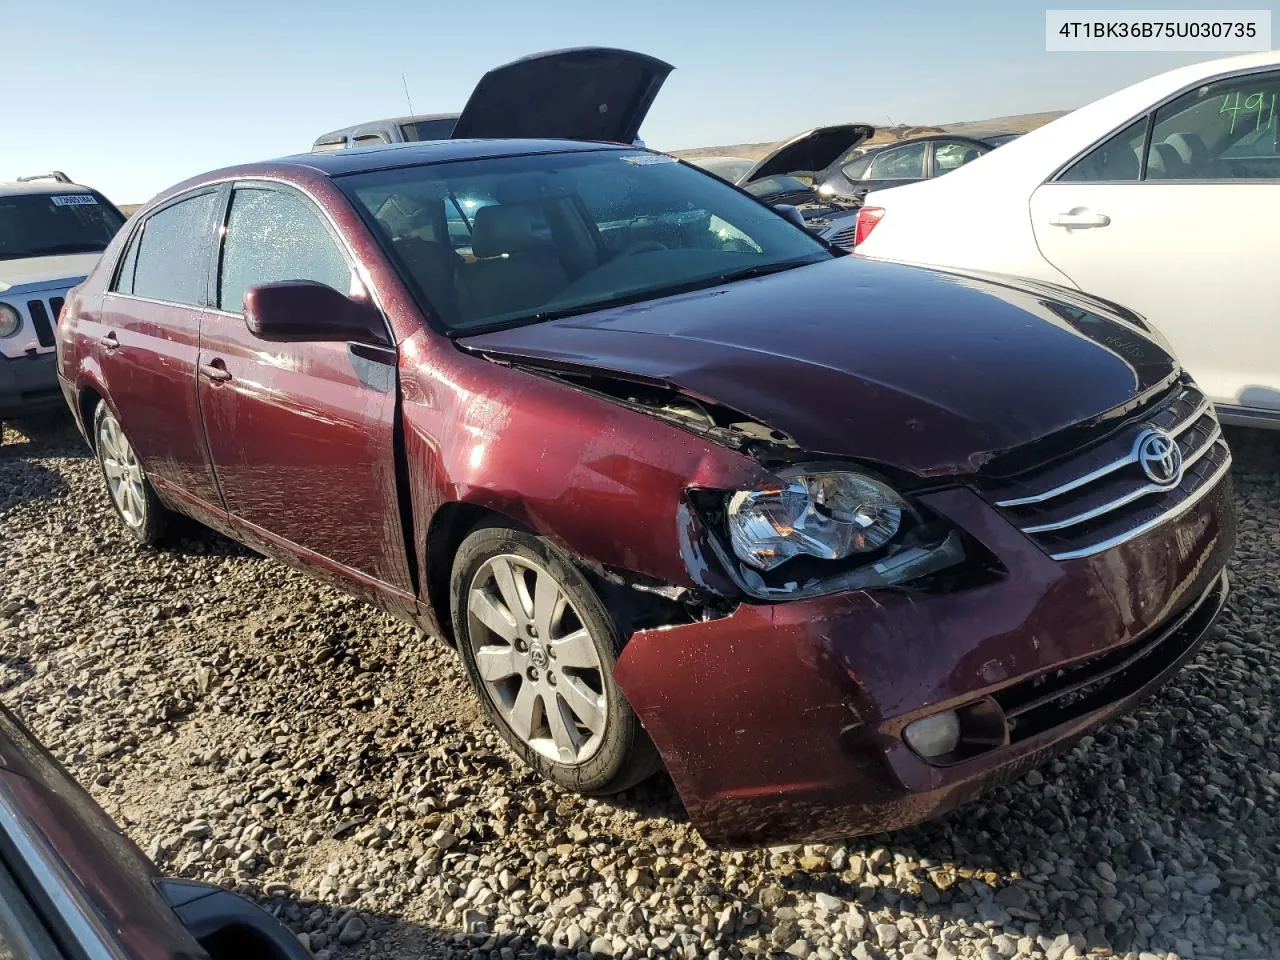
55,49,1235,848
0,702,308,959
691,123,877,248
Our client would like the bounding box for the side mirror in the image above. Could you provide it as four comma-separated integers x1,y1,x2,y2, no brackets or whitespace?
243,280,388,345
773,204,807,230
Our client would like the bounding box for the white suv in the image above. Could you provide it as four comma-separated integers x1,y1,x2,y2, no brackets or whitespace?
1,173,126,443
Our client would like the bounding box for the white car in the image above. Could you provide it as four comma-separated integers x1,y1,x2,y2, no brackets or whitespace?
1,173,126,443
853,51,1280,429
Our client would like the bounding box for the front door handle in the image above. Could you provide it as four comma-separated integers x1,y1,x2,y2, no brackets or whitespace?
99,331,119,351
1048,210,1111,229
199,360,232,382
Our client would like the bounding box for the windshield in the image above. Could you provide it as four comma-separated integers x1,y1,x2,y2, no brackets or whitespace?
0,192,126,261
341,149,831,334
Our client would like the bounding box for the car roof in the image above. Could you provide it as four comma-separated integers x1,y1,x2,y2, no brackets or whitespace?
0,180,97,198
272,137,625,177
142,138,634,217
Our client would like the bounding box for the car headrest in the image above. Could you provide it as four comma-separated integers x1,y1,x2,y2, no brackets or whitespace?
1147,142,1188,179
471,204,548,258
1164,132,1209,167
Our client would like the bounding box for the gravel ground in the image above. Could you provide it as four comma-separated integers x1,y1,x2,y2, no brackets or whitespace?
2,417,1278,960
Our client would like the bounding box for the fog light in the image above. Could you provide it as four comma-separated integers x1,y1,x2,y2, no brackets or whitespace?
904,711,961,758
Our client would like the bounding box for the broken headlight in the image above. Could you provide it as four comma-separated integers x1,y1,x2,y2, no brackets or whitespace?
726,470,906,571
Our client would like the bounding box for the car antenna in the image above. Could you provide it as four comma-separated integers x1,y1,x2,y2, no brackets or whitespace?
402,73,415,119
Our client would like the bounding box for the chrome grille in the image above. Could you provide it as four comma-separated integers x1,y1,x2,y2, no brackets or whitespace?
989,383,1232,561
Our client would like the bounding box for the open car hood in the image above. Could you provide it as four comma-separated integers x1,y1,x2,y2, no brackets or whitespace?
451,47,674,144
740,124,876,183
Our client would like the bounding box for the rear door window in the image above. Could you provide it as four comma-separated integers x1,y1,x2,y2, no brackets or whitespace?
128,192,219,305
217,186,351,313
868,143,927,180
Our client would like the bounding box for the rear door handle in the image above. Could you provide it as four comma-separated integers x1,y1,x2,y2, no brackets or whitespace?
1048,211,1111,228
199,359,232,382
99,332,119,351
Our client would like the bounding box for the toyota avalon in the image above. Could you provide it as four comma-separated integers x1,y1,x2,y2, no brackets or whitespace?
54,50,1235,847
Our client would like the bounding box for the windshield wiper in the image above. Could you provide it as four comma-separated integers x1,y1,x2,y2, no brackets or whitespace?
713,258,819,284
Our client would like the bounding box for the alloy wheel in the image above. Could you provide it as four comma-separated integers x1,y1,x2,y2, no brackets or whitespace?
466,554,607,765
97,412,147,528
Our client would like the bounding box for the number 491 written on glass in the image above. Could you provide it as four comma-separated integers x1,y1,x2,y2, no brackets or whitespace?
1219,91,1277,135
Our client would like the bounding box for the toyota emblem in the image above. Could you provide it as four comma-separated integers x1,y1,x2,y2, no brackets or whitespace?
1136,427,1183,486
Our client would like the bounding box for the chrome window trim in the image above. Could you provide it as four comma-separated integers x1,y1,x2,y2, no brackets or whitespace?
0,856,64,958
0,779,126,960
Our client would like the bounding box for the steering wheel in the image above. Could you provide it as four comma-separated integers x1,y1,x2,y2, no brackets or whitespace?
620,241,668,256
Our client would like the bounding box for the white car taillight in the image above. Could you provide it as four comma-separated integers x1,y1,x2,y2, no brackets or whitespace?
854,206,884,247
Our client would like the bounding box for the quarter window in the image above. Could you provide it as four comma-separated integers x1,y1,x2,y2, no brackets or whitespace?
218,187,351,313
127,192,219,305
114,227,142,295
840,153,873,181
1057,118,1147,182
868,143,926,180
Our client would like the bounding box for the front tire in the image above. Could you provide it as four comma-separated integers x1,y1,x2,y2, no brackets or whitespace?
92,401,172,546
450,523,661,795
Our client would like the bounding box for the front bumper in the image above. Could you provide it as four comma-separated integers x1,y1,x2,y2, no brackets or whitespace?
0,352,63,419
615,480,1235,848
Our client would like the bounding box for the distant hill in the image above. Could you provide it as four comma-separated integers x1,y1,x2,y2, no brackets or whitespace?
672,110,1070,162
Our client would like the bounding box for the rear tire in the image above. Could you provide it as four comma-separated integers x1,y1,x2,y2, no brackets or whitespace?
92,401,173,546
450,522,661,795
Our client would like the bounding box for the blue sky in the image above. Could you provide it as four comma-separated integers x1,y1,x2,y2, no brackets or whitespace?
7,0,1276,202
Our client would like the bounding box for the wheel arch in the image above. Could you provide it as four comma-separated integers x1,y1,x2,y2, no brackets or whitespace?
424,501,531,646
76,379,108,448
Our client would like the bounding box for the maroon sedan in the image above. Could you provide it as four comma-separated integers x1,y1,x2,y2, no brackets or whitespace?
54,56,1234,848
